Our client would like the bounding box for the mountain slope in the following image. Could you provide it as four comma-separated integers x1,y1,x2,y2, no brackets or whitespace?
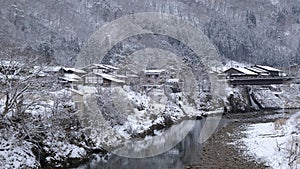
0,0,300,66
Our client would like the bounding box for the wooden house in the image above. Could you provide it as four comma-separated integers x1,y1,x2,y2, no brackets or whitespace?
165,78,182,93
96,73,125,87
60,67,87,76
58,73,82,88
224,65,291,85
246,67,269,76
125,74,139,85
43,66,62,75
116,69,139,85
255,65,284,77
81,72,103,85
80,71,125,87
30,66,62,79
224,67,258,79
142,69,166,89
82,64,119,74
102,64,119,73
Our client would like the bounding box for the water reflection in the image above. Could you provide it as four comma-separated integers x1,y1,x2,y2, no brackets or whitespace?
112,120,195,158
83,117,227,169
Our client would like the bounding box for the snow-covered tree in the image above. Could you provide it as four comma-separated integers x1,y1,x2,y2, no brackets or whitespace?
0,53,92,168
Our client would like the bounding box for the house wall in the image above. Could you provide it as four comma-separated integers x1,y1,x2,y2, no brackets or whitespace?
103,79,112,87
71,93,84,113
225,69,243,78
84,75,103,85
92,69,103,74
268,71,279,77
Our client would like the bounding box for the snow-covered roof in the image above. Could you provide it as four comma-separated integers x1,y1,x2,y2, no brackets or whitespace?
59,77,80,82
246,67,268,73
63,67,87,74
80,72,99,77
59,73,82,82
145,69,165,74
83,64,119,70
43,66,62,72
64,73,81,80
30,66,62,77
126,74,139,78
167,78,179,83
225,67,258,75
255,65,282,72
114,74,127,78
102,64,119,70
95,73,125,83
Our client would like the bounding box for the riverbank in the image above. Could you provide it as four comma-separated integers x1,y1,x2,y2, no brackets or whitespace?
186,109,300,169
186,122,268,168
1,82,299,168
226,84,300,113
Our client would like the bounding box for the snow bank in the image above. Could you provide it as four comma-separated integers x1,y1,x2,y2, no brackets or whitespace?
44,141,87,165
93,86,200,148
239,111,300,168
226,84,300,113
251,88,284,109
226,86,252,112
0,139,39,168
0,87,91,168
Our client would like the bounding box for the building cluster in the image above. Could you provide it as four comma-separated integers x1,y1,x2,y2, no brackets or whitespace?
58,64,128,88
0,60,182,94
222,65,294,85
224,65,287,79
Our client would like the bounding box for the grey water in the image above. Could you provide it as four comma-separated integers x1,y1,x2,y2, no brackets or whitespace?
81,117,229,169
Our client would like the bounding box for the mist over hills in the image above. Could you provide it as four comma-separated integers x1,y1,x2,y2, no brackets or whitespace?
1,0,300,66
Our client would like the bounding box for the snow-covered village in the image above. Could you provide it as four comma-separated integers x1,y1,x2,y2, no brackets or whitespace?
1,1,300,169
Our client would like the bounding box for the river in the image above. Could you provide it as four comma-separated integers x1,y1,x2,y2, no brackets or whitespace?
78,117,229,169
77,109,300,169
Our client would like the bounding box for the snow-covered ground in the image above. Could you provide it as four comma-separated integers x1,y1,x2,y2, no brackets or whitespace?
0,88,91,168
112,86,204,136
238,111,300,169
74,83,216,156
87,86,200,147
0,139,39,168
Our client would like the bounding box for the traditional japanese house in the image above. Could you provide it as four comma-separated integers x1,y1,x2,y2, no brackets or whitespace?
224,67,258,79
255,65,284,77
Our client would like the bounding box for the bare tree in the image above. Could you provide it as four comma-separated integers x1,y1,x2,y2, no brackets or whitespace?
287,136,300,169
0,52,40,118
0,52,93,168
276,137,300,169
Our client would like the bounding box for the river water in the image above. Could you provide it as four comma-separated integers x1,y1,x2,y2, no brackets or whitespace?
80,117,229,169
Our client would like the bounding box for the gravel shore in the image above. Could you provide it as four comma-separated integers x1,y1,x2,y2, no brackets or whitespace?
185,111,293,169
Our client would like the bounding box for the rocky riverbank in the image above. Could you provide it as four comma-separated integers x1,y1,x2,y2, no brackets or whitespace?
226,84,300,113
1,81,299,168
32,84,300,168
186,109,300,169
186,123,268,169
